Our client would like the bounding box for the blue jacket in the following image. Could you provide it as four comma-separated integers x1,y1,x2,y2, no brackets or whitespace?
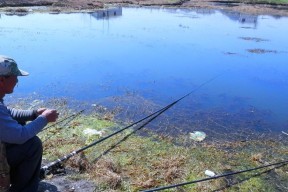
0,99,47,144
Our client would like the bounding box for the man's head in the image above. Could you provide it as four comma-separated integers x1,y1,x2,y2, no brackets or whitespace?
0,55,29,96
0,55,29,76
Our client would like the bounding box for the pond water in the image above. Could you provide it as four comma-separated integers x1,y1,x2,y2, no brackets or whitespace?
0,7,288,135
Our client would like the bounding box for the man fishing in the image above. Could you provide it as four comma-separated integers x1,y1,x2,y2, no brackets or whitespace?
0,55,59,192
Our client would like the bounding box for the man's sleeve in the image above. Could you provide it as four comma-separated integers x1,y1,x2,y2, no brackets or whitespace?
7,108,38,122
0,105,47,144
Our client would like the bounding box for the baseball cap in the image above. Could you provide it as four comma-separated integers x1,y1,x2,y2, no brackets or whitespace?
0,55,29,76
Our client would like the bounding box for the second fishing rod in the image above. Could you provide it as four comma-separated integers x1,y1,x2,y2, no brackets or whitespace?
40,75,220,178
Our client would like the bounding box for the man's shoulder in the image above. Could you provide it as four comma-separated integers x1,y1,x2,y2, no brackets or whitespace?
0,101,6,108
0,102,9,115
0,102,5,109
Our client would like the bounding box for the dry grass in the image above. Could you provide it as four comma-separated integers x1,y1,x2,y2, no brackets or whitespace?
90,157,122,189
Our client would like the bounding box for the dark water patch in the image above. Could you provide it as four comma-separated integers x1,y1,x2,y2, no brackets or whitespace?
240,26,254,29
239,37,269,42
223,51,238,55
247,48,278,54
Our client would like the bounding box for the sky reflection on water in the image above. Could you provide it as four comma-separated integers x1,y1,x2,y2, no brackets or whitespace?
0,7,288,132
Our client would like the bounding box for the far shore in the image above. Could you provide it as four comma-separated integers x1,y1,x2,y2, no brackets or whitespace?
0,0,288,16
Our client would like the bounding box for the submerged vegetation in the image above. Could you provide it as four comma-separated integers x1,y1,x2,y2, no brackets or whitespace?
9,95,287,191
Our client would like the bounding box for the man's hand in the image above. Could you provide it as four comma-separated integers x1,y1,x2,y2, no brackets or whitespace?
41,109,59,122
36,108,46,115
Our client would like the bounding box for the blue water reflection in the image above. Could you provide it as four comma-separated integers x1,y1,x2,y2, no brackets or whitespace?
0,7,287,132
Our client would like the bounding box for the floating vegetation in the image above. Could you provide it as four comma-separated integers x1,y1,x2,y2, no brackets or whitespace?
239,37,269,42
224,51,238,55
247,48,277,54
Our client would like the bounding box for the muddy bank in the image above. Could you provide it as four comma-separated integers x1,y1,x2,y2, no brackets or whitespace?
0,0,288,16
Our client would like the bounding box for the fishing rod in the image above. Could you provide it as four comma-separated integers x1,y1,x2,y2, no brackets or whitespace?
92,101,174,163
40,75,220,178
212,163,287,192
40,104,171,178
141,159,288,192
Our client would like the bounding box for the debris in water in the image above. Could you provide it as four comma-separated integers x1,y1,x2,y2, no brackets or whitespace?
205,170,216,177
83,128,104,136
189,131,206,141
282,131,288,136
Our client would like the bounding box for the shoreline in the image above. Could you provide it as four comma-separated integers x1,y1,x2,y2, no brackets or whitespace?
0,0,288,16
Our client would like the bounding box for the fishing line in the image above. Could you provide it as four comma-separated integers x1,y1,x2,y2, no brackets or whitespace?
40,110,84,144
40,74,220,178
41,109,85,132
141,159,288,192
